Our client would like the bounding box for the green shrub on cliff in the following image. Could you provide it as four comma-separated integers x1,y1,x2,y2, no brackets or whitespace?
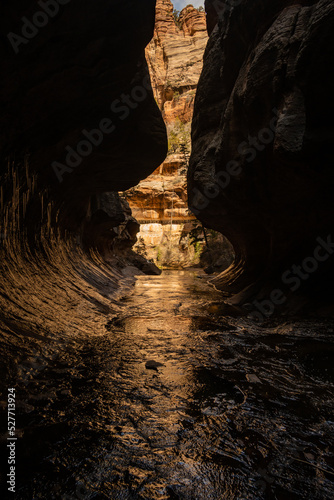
167,119,191,157
173,9,181,28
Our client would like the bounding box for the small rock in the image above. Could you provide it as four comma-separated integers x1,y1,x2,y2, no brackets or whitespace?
121,266,144,277
246,374,262,384
145,360,165,371
140,261,161,275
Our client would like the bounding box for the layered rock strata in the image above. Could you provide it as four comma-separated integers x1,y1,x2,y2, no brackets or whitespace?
146,0,207,122
125,153,198,267
126,0,208,266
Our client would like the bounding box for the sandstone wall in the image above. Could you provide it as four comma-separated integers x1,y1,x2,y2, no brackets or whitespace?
189,0,334,306
1,0,167,233
0,1,166,358
126,0,208,266
146,0,207,123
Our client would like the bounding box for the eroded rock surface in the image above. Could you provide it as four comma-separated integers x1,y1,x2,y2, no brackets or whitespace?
125,153,196,267
0,1,166,362
189,0,334,305
146,0,208,123
1,0,167,231
125,0,208,267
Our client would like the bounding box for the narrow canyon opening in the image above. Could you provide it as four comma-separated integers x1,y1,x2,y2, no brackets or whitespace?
122,3,234,273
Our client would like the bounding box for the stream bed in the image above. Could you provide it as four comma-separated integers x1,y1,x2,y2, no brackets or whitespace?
2,270,334,499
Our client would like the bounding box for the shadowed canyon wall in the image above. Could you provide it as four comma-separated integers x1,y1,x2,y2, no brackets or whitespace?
0,0,167,233
189,0,334,309
0,0,167,377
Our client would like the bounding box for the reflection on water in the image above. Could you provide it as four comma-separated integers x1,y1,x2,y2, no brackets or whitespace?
3,270,334,499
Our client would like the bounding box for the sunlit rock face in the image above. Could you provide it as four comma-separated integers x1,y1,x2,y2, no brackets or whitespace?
127,155,188,223
189,0,334,303
125,0,208,267
0,0,167,231
146,0,208,123
125,154,198,267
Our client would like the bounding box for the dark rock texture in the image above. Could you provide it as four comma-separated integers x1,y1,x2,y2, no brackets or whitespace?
189,0,334,304
0,1,166,362
0,0,167,231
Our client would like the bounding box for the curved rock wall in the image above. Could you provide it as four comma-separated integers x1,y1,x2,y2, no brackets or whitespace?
189,0,334,305
0,0,167,363
1,0,167,232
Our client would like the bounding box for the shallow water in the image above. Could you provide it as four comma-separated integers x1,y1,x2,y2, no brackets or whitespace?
2,270,334,499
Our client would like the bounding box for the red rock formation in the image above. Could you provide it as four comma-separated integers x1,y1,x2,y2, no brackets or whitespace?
179,5,207,37
126,1,208,265
146,0,208,123
189,0,334,305
126,154,189,222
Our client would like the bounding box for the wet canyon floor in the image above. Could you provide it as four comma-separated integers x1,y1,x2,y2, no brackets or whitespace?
2,270,334,499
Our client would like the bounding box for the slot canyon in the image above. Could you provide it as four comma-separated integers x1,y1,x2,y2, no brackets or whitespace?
0,1,333,499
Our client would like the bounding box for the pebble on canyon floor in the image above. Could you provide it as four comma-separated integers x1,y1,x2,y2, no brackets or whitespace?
145,360,165,370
